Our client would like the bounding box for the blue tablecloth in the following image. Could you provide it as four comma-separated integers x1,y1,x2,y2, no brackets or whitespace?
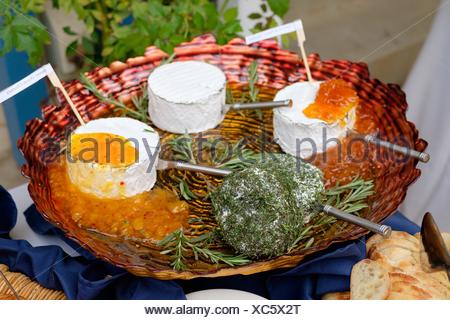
0,185,420,299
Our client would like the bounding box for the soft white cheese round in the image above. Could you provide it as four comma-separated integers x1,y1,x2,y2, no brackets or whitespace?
273,82,356,158
147,61,227,133
66,117,160,199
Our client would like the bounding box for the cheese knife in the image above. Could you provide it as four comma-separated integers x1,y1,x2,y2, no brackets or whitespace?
421,212,450,280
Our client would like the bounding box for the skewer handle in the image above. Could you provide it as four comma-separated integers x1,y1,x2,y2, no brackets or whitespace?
363,135,430,163
322,204,392,237
172,162,231,177
228,99,292,111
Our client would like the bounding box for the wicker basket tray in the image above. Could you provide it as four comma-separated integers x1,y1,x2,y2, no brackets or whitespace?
17,34,427,280
0,264,65,300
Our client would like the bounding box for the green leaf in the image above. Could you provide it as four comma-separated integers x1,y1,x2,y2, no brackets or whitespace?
204,3,219,29
81,36,95,55
248,13,262,20
101,46,113,57
223,7,238,22
15,31,34,51
11,14,32,28
268,0,290,18
131,2,148,20
85,15,95,34
63,26,77,36
192,12,204,29
261,3,267,13
90,10,104,22
66,39,78,57
0,26,15,55
21,0,46,13
112,25,132,39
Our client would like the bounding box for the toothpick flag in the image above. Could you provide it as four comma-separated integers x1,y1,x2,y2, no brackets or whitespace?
0,63,85,125
245,20,313,82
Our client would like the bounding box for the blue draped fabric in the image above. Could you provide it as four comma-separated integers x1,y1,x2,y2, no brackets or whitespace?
0,185,419,299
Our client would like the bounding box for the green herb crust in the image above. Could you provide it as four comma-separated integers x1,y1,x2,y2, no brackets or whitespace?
211,154,324,258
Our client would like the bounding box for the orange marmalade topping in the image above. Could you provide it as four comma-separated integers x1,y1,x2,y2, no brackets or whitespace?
303,79,359,124
49,158,189,241
70,133,137,167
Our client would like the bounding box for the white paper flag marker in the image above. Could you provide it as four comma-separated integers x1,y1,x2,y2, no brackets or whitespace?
245,20,313,82
0,63,85,125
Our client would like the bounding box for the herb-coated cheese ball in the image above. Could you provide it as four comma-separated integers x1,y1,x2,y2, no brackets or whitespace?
211,154,324,258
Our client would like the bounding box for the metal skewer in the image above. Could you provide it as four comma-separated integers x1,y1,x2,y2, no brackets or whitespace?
157,159,391,237
361,134,430,163
157,159,231,176
349,131,430,163
322,204,391,237
0,269,20,300
227,99,292,111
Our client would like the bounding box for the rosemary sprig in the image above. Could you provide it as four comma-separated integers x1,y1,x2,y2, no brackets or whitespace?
168,134,281,197
179,179,198,201
226,60,261,116
288,225,313,252
245,60,262,119
130,84,150,120
80,73,148,122
167,134,197,163
288,178,374,252
324,178,375,214
246,60,259,103
215,142,277,170
168,134,270,169
159,230,250,271
226,87,235,104
160,52,176,66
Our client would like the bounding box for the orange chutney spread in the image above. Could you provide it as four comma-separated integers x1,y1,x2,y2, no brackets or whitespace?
70,132,138,167
48,157,189,241
303,79,359,124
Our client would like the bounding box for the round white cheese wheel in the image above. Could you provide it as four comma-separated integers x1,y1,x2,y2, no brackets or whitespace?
147,61,227,133
66,117,160,199
273,82,356,158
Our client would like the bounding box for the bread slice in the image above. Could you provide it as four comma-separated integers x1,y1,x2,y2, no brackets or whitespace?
370,244,421,272
366,232,418,254
366,234,385,254
369,238,419,255
388,270,449,299
387,281,433,300
350,259,390,300
412,271,450,299
358,231,450,300
389,231,421,245
322,292,350,300
441,232,450,249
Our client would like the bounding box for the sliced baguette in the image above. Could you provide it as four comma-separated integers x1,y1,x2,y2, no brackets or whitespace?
366,232,418,255
350,259,390,300
441,232,450,249
389,272,445,299
366,234,385,254
370,245,420,271
387,282,433,300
